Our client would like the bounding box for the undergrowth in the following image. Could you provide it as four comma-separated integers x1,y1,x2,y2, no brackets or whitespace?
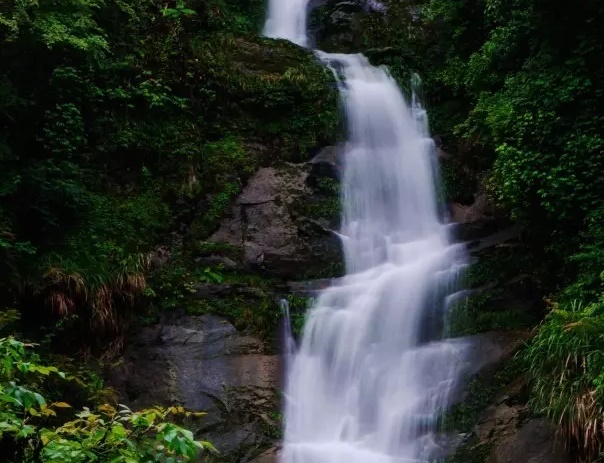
522,208,604,461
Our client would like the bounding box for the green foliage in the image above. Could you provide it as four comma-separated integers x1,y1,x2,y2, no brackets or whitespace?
163,1,197,20
0,334,213,462
147,252,198,312
522,299,604,459
285,295,312,336
446,292,531,337
297,177,341,221
418,0,604,261
0,0,338,343
439,158,475,204
197,266,224,284
186,294,281,339
202,0,266,34
522,208,604,459
562,206,604,303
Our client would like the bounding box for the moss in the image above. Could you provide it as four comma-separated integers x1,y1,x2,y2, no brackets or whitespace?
291,258,345,281
296,177,341,222
444,360,518,434
220,271,276,289
446,291,534,337
297,196,341,221
190,35,340,163
462,245,541,290
187,183,240,241
445,439,493,463
447,241,549,336
186,293,282,340
191,241,241,259
443,361,521,463
286,294,313,336
440,157,476,204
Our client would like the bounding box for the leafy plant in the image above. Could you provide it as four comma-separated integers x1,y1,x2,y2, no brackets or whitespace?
0,335,214,462
198,266,224,284
522,299,604,460
162,1,197,20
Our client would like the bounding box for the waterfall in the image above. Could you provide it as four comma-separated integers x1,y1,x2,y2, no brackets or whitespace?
263,0,309,47
265,4,469,463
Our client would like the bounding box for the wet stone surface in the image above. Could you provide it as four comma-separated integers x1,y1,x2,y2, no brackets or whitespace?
110,313,282,462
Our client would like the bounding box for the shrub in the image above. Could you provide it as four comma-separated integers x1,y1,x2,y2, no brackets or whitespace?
0,334,214,462
522,299,604,460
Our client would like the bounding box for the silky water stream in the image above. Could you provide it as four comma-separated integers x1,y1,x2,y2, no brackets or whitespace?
265,4,471,462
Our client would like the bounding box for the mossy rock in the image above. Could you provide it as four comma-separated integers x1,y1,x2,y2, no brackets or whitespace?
205,165,344,279
191,35,340,163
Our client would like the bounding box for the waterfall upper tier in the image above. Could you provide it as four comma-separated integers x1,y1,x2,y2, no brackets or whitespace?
263,0,309,46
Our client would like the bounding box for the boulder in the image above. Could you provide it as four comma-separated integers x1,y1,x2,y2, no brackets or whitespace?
447,331,571,463
478,378,570,463
310,0,379,52
209,165,342,278
285,278,335,296
463,330,530,374
450,193,492,224
250,447,280,463
309,145,341,179
110,313,282,461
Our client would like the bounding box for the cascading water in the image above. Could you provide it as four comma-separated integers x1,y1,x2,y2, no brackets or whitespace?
263,0,309,46
265,4,470,463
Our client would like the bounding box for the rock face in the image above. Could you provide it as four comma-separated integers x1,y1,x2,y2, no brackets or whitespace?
446,331,571,463
450,192,492,225
110,313,282,462
309,0,384,52
209,163,342,278
478,379,570,463
463,331,530,374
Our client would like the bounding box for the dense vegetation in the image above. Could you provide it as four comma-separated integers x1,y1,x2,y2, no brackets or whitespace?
0,0,337,347
421,1,604,457
2,0,604,460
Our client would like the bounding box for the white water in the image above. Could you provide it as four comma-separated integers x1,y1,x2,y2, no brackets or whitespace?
263,0,309,46
264,4,469,463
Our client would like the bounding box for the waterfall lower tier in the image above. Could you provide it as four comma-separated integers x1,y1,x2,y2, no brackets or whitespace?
263,4,468,463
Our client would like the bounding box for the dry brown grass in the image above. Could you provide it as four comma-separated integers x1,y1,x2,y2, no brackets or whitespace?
33,254,151,336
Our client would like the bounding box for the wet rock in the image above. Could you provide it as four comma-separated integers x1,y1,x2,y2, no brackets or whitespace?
249,447,280,463
191,283,234,298
285,278,335,296
110,313,281,461
194,255,240,271
450,193,492,224
486,418,569,463
449,333,571,463
309,145,340,179
209,166,343,278
150,245,171,268
465,225,523,255
463,330,531,375
477,378,570,463
436,146,452,160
